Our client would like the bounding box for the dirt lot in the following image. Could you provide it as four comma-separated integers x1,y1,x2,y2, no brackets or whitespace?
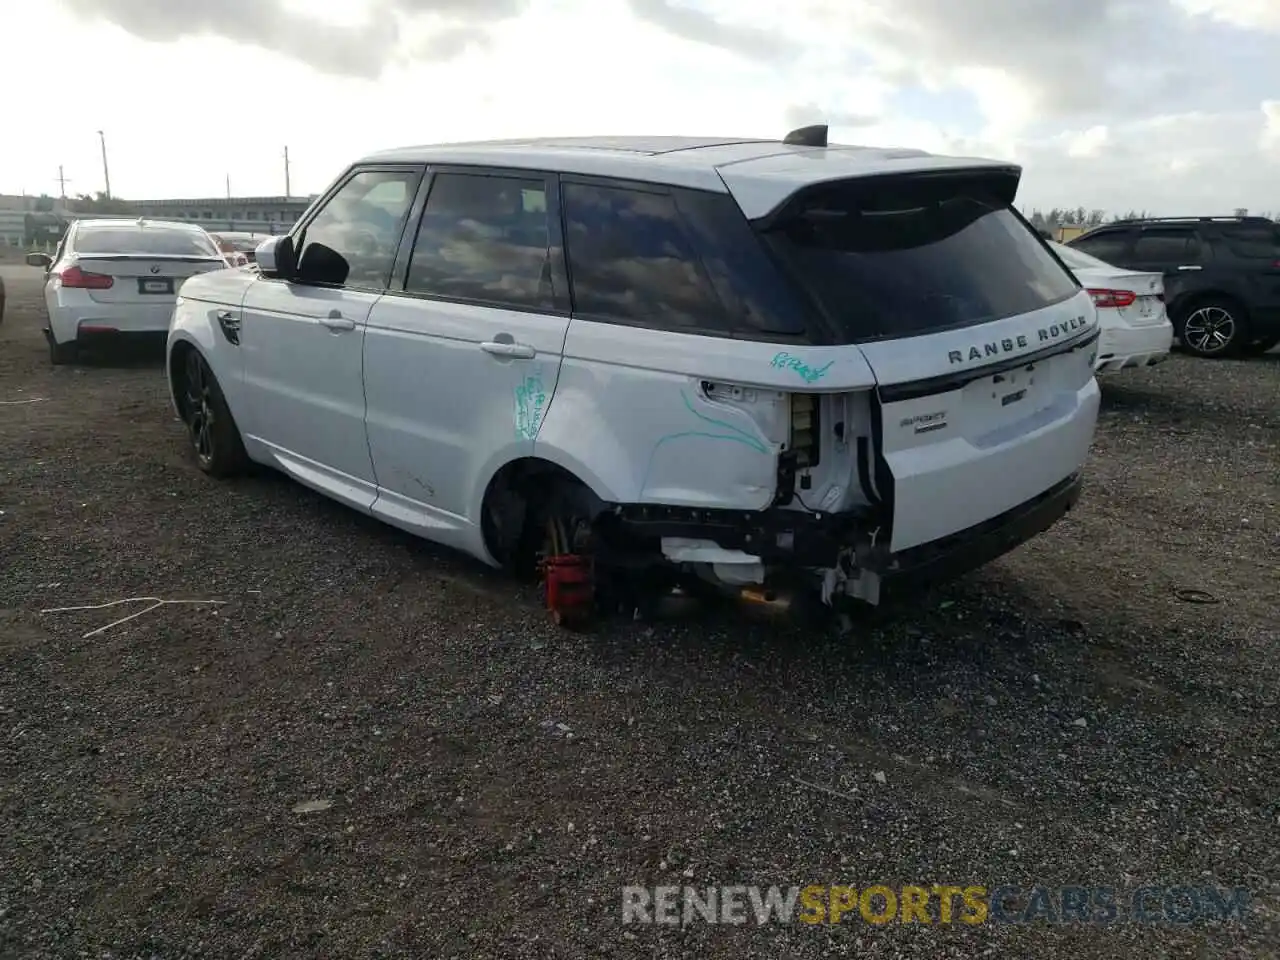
1,264,1277,959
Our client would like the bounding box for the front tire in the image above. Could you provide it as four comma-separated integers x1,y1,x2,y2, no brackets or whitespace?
177,348,247,477
1177,299,1249,358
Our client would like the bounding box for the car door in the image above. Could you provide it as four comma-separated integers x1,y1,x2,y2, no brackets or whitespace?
1125,226,1209,309
238,165,423,509
362,167,571,549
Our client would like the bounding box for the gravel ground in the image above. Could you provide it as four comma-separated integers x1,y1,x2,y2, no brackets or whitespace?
1,263,1277,959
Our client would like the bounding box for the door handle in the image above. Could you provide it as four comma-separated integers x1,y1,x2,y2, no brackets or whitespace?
320,311,356,332
1176,265,1202,271
480,341,536,359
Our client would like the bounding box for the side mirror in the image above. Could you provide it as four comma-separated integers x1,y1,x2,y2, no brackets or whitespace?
295,242,349,286
26,252,52,269
254,235,296,279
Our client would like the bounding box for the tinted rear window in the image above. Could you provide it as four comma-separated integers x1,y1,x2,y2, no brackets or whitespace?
1222,224,1280,259
1052,241,1114,271
75,225,219,257
761,183,1079,342
1070,232,1131,263
1132,229,1201,262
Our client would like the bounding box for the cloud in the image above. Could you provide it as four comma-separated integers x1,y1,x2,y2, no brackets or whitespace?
1008,105,1280,216
625,0,800,62
1173,0,1280,31
57,0,527,77
783,104,879,132
1262,101,1280,154
629,0,1224,138
1065,125,1109,159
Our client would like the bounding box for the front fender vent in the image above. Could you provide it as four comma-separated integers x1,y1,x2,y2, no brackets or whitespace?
215,309,241,346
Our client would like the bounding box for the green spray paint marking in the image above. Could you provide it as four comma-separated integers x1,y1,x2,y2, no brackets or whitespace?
639,390,769,493
771,351,833,383
514,375,547,440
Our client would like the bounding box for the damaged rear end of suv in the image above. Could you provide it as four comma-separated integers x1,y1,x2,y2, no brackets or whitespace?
531,129,1102,618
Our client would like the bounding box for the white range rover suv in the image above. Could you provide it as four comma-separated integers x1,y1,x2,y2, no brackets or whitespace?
166,126,1102,619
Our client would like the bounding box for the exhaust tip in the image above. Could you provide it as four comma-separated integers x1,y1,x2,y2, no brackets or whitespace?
739,587,791,610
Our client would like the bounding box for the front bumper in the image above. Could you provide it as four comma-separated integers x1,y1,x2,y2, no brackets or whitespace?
1095,321,1173,373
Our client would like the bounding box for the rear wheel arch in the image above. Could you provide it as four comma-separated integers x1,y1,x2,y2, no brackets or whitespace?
1174,289,1250,320
480,457,610,573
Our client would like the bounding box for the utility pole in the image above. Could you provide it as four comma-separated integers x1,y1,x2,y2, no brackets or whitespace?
56,165,71,198
226,173,231,199
283,145,291,199
96,130,112,198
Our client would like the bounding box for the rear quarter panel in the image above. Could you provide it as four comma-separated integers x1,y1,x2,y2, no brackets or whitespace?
533,320,876,506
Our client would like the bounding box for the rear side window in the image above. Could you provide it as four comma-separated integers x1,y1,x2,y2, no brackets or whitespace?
74,226,219,257
1132,229,1201,262
562,183,808,337
1222,224,1280,259
761,183,1080,342
563,182,725,330
1052,241,1113,272
406,172,557,311
1071,231,1131,263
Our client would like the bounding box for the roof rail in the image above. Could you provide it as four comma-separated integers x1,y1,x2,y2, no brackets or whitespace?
782,124,828,148
1107,215,1276,225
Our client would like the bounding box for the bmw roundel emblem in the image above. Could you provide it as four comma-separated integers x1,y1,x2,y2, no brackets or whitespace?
150,265,161,274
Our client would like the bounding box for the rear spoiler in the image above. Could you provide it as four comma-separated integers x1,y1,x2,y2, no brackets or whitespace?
73,253,224,263
748,165,1023,231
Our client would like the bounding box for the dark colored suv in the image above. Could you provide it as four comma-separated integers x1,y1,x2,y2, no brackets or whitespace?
1068,216,1280,357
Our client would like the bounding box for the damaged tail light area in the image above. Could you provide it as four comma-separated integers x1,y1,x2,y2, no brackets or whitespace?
777,390,881,514
689,382,879,516
789,393,820,468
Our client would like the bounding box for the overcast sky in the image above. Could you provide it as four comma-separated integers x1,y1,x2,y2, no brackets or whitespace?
2,0,1277,215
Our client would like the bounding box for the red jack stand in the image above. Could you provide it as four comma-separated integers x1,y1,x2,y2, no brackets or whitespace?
542,554,594,628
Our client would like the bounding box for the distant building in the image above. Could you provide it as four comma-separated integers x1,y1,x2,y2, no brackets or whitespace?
0,194,68,246
126,195,317,234
0,192,318,246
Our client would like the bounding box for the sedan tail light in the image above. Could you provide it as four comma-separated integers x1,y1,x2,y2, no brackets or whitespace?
58,265,114,289
1087,288,1136,309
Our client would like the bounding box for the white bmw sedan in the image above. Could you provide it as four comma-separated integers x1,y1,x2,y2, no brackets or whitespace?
27,218,230,365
